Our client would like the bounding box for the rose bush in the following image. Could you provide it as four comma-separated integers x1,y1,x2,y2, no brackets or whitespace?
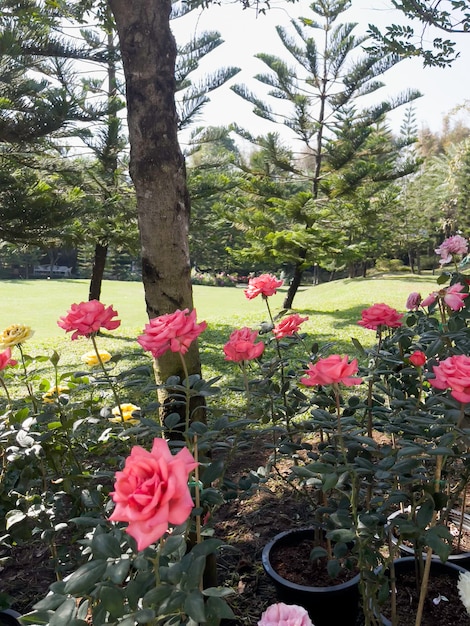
300,354,363,387
223,327,265,362
0,324,33,348
357,302,403,329
244,273,284,299
137,308,207,358
57,300,120,339
109,438,198,550
273,313,309,339
429,354,470,404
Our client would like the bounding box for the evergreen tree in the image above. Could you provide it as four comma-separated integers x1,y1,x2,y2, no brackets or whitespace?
231,0,420,307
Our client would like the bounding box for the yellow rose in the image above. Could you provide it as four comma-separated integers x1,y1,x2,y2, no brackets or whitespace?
42,385,70,404
0,324,34,348
81,350,112,367
109,403,141,424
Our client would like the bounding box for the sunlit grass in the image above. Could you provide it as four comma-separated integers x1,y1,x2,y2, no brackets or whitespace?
0,273,440,377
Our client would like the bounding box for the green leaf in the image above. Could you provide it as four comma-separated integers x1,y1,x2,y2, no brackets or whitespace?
49,598,77,626
5,510,26,530
327,558,341,579
201,459,225,486
202,587,235,598
206,595,235,621
92,533,123,559
416,499,434,529
108,558,131,585
310,546,328,560
135,608,156,623
322,472,338,491
143,585,173,608
184,590,206,622
185,555,206,590
99,585,126,618
64,560,108,595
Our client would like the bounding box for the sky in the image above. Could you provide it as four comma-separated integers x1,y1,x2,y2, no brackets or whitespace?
171,0,470,149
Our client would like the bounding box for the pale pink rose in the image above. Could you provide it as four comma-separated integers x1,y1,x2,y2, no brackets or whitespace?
0,348,17,371
301,355,363,387
409,350,426,367
137,309,207,359
421,283,468,312
435,235,468,265
58,300,120,340
244,274,284,299
406,292,422,311
258,603,314,626
223,327,265,362
430,354,470,404
109,438,198,551
357,303,403,330
273,314,309,339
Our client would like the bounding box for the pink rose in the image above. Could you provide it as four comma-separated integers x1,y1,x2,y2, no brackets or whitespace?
258,603,313,626
137,309,207,359
409,350,426,367
223,327,265,362
429,354,470,404
357,303,403,330
244,274,284,299
435,235,468,265
58,300,120,340
301,355,363,387
406,292,422,311
109,438,198,551
273,314,309,339
421,283,468,312
0,348,17,371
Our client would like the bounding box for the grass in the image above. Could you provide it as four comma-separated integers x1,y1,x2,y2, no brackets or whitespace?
0,273,441,398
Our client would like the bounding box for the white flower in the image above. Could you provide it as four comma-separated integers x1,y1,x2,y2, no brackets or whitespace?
458,571,470,615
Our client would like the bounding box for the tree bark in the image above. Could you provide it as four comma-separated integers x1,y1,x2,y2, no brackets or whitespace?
107,0,202,387
89,242,108,301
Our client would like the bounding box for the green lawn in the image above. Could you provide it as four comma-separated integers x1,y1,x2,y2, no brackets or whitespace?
1,273,439,365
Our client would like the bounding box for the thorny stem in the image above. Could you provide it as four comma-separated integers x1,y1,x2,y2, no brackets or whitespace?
17,344,37,412
91,334,123,422
414,455,443,626
178,352,191,434
264,296,295,438
0,376,11,405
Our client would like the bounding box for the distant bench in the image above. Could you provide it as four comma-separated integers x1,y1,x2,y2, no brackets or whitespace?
33,265,72,277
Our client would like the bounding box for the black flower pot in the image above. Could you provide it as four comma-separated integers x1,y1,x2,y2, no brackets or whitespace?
378,556,468,626
262,528,361,626
388,508,470,571
0,610,22,626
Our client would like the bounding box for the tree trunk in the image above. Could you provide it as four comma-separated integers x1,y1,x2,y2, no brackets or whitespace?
89,242,108,301
107,0,202,389
283,262,303,309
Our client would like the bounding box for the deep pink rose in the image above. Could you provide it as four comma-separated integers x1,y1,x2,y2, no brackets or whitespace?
0,348,17,371
421,283,468,312
301,355,363,387
273,314,309,339
357,303,403,330
435,235,468,265
137,309,207,359
223,327,265,362
406,292,422,311
244,274,284,299
109,438,198,551
409,350,426,367
429,355,470,404
58,300,120,340
258,603,313,626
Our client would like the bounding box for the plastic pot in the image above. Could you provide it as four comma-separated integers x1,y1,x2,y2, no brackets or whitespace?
378,556,468,626
388,508,470,571
262,527,361,626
